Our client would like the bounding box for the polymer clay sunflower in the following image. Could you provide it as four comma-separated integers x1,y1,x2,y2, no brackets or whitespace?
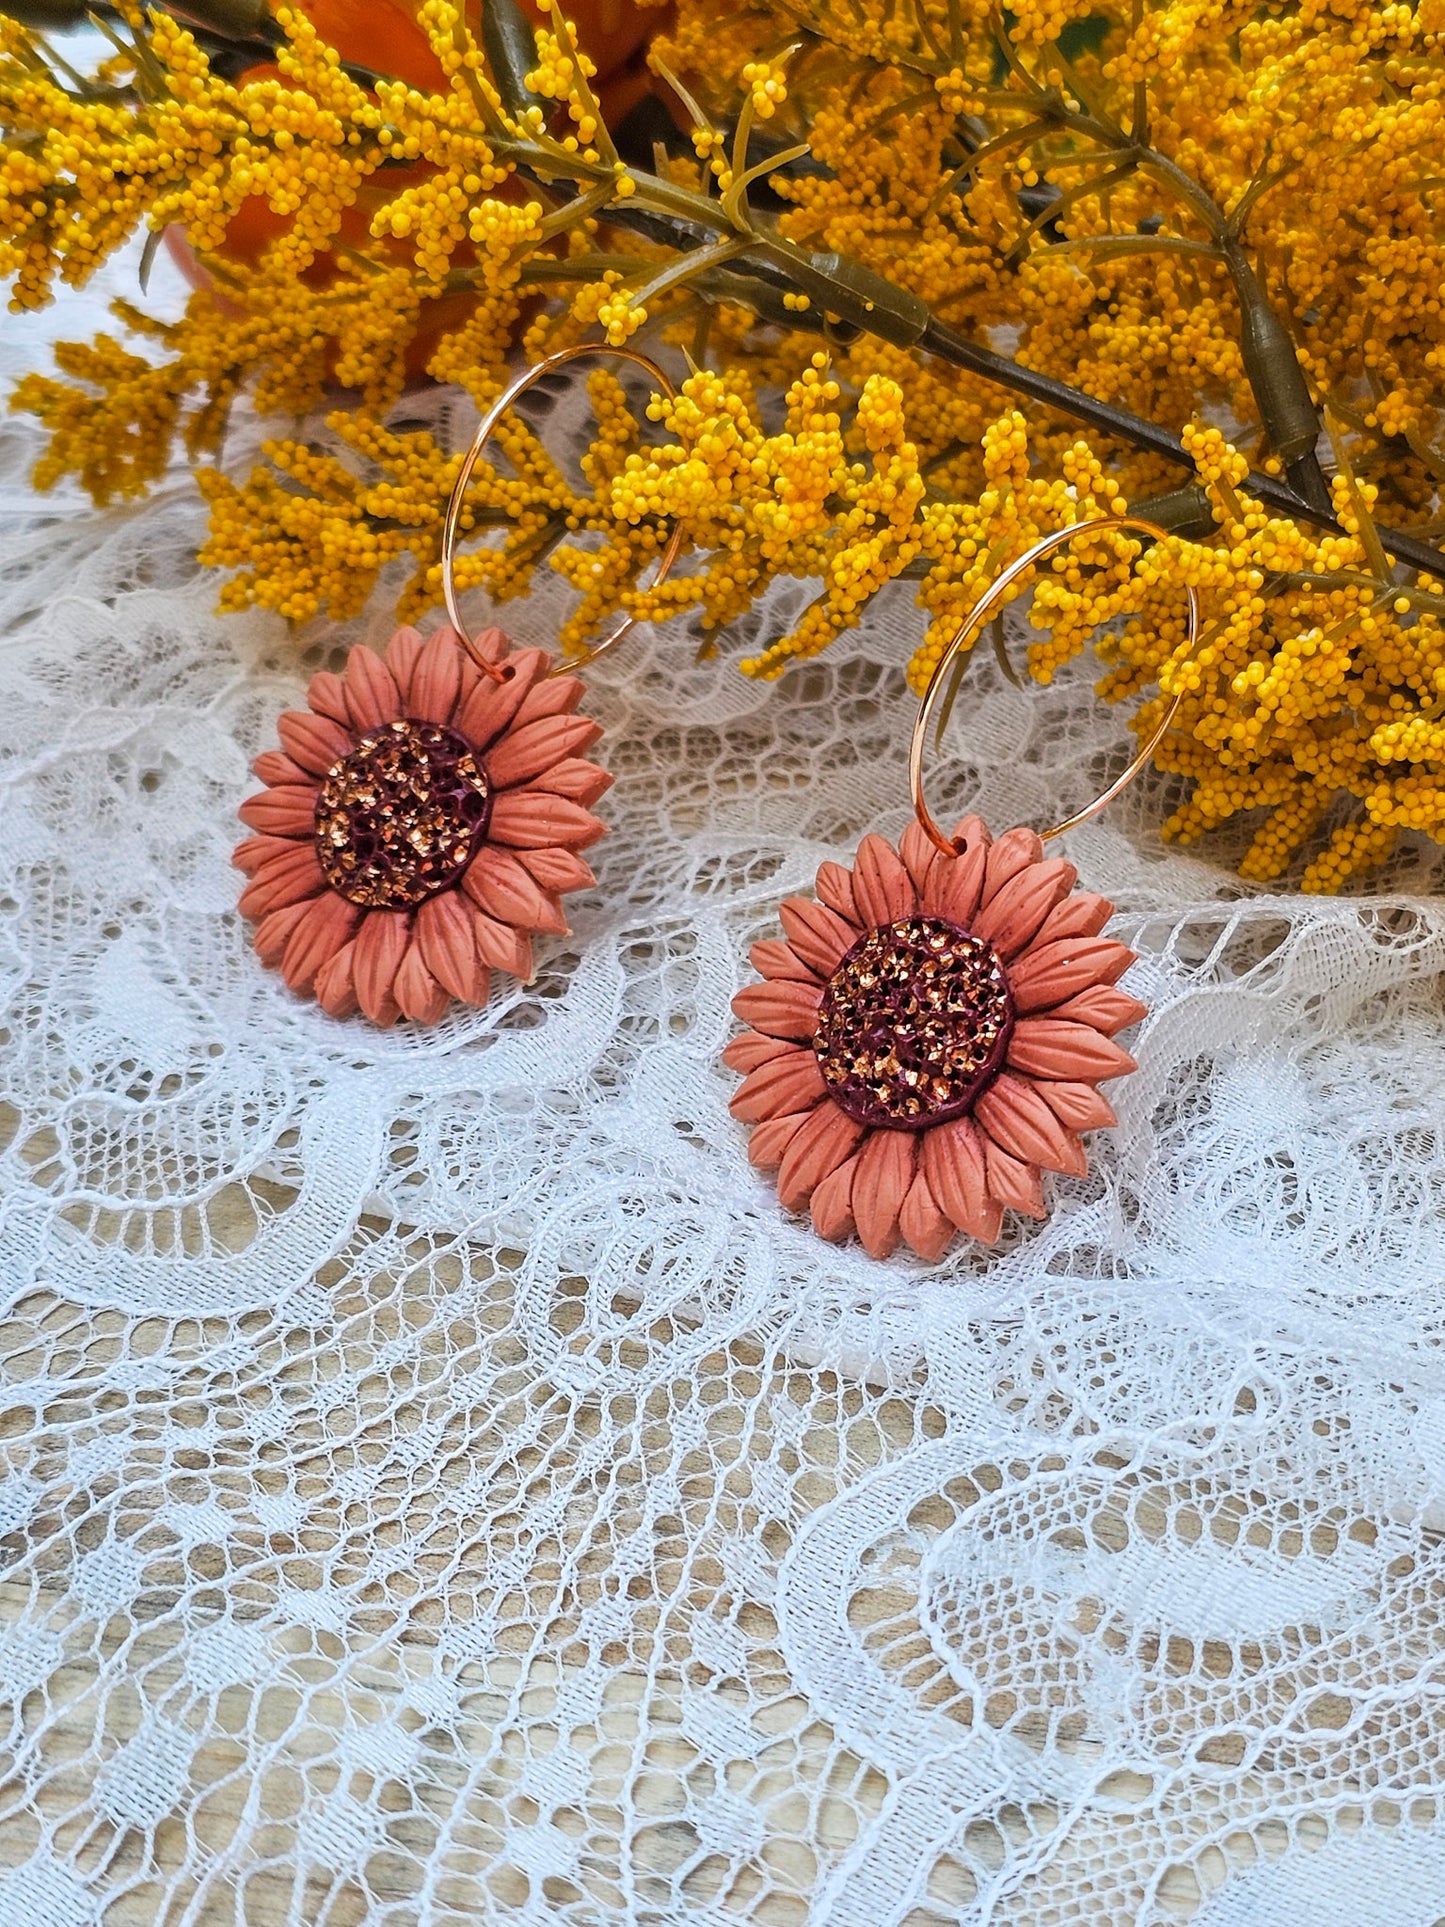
725,817,1146,1261
234,624,608,1024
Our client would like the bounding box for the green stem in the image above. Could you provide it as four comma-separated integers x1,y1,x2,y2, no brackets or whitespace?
13,0,1445,590
627,234,754,313
1045,234,1224,262
975,65,1333,507
509,150,1442,579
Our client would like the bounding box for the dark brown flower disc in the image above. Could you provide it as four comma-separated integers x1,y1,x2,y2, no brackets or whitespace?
813,915,1014,1131
314,720,492,910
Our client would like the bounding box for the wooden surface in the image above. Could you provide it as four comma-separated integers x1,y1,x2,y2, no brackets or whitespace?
0,1185,1423,1923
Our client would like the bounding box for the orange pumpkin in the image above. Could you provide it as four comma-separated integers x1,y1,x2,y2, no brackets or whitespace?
283,0,658,96
168,0,662,381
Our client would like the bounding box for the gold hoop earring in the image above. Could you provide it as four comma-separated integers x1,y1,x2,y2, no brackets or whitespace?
440,342,685,681
234,342,685,1026
724,515,1198,1262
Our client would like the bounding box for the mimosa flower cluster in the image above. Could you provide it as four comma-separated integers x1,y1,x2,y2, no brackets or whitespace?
5,0,1445,886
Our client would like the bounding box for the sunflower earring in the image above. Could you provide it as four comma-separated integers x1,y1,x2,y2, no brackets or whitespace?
724,515,1199,1262
234,343,684,1026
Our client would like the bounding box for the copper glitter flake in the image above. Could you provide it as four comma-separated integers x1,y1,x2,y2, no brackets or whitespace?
314,720,491,910
813,915,1014,1131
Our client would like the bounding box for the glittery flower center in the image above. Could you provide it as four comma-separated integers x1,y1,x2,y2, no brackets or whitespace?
813,915,1014,1131
314,720,491,910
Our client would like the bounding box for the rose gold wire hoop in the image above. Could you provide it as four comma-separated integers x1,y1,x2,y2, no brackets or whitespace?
440,341,686,683
909,514,1200,858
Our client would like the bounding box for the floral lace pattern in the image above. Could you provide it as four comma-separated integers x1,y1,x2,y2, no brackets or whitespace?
4,251,1445,1923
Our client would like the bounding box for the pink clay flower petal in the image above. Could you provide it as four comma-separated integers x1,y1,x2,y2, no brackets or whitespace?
731,979,824,1042
982,1136,1047,1219
974,1073,1087,1177
238,846,325,917
531,758,612,808
464,845,570,935
252,750,311,788
748,1109,813,1172
342,645,402,732
851,1129,916,1260
971,857,1077,959
314,939,360,1019
517,845,595,894
465,625,510,668
1007,937,1135,1012
852,833,916,925
417,891,487,1004
514,674,584,725
486,715,604,789
1034,891,1114,945
353,910,410,1026
281,891,361,993
483,709,601,782
1037,1080,1118,1134
721,1031,801,1076
306,670,350,726
253,900,312,968
777,1102,864,1212
454,648,549,749
923,837,988,926
810,1152,860,1242
899,1167,954,1263
247,838,320,887
1048,985,1148,1034
408,629,464,724
730,1051,827,1123
384,625,426,697
394,945,448,1024
749,939,821,985
898,819,942,894
951,814,991,853
487,791,605,852
1006,1018,1138,1082
470,905,532,981
238,786,317,837
814,861,860,926
921,1116,1000,1245
778,897,856,976
277,710,352,778
234,833,295,877
981,826,1045,903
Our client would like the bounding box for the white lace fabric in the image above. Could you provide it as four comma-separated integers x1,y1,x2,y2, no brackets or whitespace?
3,251,1445,1925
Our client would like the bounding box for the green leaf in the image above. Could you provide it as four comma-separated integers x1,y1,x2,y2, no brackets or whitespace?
481,0,542,117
